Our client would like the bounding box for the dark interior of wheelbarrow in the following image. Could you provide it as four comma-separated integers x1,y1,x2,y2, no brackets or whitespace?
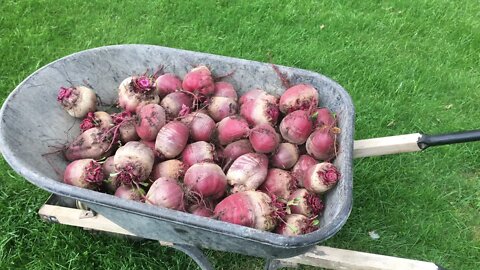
0,45,354,258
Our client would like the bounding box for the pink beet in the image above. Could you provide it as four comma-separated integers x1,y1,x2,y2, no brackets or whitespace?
207,97,238,122
248,124,280,154
279,110,313,144
216,116,250,145
288,188,324,217
80,111,113,132
145,177,185,211
155,121,189,159
57,86,97,118
259,169,297,199
64,127,115,161
155,73,182,98
180,112,216,142
214,190,281,231
182,66,215,96
114,185,144,201
160,92,193,119
240,90,279,126
111,111,139,143
271,143,299,169
306,127,337,160
114,141,155,185
182,141,215,168
279,84,319,114
184,163,227,200
312,107,336,128
275,214,318,236
118,76,160,113
226,153,268,192
150,159,186,181
188,202,214,217
304,162,340,194
102,156,119,193
64,159,104,189
213,82,237,100
291,155,318,187
220,139,254,171
135,104,166,141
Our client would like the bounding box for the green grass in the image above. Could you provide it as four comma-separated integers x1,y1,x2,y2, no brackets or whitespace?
1,0,479,269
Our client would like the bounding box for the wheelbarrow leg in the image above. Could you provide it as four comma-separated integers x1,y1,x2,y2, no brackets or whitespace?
264,259,299,270
160,241,214,270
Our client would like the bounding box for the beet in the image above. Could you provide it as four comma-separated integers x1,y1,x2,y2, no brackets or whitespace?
145,177,185,211
288,188,324,217
180,112,216,142
155,73,182,98
248,124,280,154
271,143,299,169
306,127,337,160
155,121,189,159
135,104,166,141
216,116,250,145
304,162,340,194
64,159,104,189
258,169,297,199
118,76,160,112
57,86,97,118
182,141,215,168
279,110,313,144
184,163,227,200
279,84,319,113
291,155,318,187
226,153,268,192
182,66,215,96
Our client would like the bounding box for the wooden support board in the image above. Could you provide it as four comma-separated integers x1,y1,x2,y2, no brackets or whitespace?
38,203,443,270
353,133,422,158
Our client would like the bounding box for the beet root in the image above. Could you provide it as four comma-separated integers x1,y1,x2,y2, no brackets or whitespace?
275,214,318,236
213,82,238,100
184,163,227,200
118,76,160,113
145,177,185,211
182,66,215,96
180,112,216,142
114,141,155,185
150,159,186,181
271,143,299,170
279,110,313,144
181,141,215,168
248,124,280,154
154,121,189,159
207,96,238,122
64,159,105,189
291,155,318,187
312,107,336,128
226,153,268,192
306,127,338,160
216,116,250,145
80,111,113,132
288,188,324,217
304,162,340,194
259,169,297,199
214,190,280,231
155,73,182,98
114,185,144,201
64,127,115,161
160,92,193,119
135,104,166,141
57,86,97,118
240,89,280,126
279,84,319,114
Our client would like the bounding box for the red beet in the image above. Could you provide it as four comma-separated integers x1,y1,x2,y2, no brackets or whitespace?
214,190,280,231
226,153,268,192
114,141,155,185
312,107,336,128
57,86,97,118
118,76,159,113
80,111,113,132
248,124,280,154
155,73,182,98
160,92,193,119
182,141,215,168
188,203,214,217
279,84,319,113
216,116,250,145
304,162,340,194
64,159,104,189
288,188,324,217
279,110,313,144
155,121,189,159
221,139,254,170
145,177,185,211
291,155,318,187
64,127,115,161
102,156,119,193
213,82,237,100
275,214,318,236
306,127,337,160
259,169,297,199
111,111,139,143
114,185,144,201
180,112,216,142
207,97,238,122
135,104,166,141
182,66,215,96
184,163,227,200
239,88,264,105
271,143,299,169
150,159,186,181
240,90,280,126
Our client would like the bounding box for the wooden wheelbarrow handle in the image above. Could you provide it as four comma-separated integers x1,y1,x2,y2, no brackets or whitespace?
354,129,480,158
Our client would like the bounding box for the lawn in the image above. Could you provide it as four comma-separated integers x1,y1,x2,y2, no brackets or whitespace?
1,0,479,269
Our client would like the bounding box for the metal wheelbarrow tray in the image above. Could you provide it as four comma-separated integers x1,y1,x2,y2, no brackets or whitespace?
0,44,354,259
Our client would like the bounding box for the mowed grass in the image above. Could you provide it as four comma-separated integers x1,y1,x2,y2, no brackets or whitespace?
1,0,479,269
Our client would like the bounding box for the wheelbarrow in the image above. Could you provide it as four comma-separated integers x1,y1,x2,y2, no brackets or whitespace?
0,45,477,269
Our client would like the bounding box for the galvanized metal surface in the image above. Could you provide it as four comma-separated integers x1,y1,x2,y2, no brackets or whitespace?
0,45,354,258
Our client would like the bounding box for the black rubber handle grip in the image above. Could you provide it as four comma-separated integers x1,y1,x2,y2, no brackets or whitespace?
418,129,480,149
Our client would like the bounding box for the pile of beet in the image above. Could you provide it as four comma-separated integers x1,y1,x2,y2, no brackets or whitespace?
58,66,341,236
